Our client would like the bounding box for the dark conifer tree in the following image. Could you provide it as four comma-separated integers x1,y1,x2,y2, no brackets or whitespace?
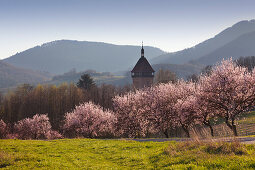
77,74,95,90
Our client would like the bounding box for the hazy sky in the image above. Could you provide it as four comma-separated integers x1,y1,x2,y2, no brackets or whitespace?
0,0,255,59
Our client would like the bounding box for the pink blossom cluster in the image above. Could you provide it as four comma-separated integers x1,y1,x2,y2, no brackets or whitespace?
113,89,154,138
63,102,116,138
14,114,62,139
113,81,198,137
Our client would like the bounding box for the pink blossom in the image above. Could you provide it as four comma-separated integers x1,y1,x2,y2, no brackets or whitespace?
14,114,62,139
63,102,116,138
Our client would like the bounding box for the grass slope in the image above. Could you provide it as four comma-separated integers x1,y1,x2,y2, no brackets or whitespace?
209,111,255,137
0,139,255,169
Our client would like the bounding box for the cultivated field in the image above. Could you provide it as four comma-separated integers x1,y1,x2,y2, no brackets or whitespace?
0,139,255,169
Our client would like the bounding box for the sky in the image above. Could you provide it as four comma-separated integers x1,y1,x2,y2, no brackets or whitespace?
0,0,255,59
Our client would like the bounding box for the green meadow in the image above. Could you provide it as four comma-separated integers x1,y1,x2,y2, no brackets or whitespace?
0,139,255,169
1,112,255,169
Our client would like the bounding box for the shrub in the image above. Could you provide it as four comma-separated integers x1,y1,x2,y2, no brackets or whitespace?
63,102,116,138
14,114,62,140
0,120,8,139
205,141,247,155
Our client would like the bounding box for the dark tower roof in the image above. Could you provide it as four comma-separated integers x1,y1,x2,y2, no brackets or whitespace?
131,44,155,73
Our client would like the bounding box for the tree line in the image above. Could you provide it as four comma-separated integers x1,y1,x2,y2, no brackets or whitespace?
0,57,255,139
0,80,132,131
0,67,176,132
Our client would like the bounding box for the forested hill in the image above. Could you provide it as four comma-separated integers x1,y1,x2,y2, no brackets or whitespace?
3,40,164,74
0,61,51,89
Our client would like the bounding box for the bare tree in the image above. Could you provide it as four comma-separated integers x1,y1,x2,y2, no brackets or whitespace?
154,69,177,84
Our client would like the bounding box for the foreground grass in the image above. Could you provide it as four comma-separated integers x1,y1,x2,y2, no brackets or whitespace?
0,139,255,169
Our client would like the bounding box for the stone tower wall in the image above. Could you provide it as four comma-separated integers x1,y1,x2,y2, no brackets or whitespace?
132,77,154,89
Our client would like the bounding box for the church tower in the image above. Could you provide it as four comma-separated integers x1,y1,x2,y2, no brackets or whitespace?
131,44,155,89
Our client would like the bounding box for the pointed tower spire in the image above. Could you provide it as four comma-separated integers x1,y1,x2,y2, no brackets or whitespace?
131,41,155,89
141,41,144,58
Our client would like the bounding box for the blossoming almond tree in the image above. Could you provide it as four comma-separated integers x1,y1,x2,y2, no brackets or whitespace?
113,90,152,138
113,85,170,138
116,83,184,138
175,96,199,138
193,93,216,137
149,83,183,138
14,114,62,139
113,82,195,138
171,81,201,137
63,102,116,138
199,59,255,136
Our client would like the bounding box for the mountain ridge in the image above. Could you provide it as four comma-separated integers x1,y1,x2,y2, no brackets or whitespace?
150,19,255,65
3,40,165,74
192,30,255,65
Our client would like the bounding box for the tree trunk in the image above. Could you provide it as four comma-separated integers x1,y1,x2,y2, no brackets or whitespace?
163,129,169,138
204,121,214,137
183,128,190,138
225,118,238,136
231,120,238,136
181,125,190,138
208,125,214,137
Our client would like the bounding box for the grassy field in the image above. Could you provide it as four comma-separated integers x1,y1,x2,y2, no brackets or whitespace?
0,139,255,169
1,112,255,169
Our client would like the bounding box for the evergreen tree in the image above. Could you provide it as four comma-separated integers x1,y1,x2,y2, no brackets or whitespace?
77,74,95,90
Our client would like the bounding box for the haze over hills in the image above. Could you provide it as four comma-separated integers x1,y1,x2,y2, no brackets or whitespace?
0,61,51,90
151,20,255,65
43,63,201,87
3,40,164,74
44,69,130,87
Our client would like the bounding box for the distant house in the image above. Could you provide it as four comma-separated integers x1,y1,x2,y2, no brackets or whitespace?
131,44,155,89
